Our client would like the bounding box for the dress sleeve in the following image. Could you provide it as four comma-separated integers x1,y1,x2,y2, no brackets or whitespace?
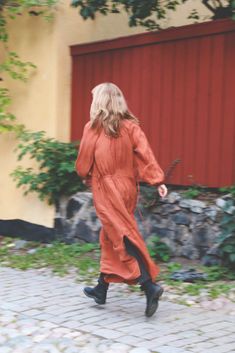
130,123,165,186
75,122,99,178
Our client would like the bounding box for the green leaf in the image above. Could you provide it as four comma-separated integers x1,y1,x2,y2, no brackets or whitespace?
12,130,86,205
229,253,235,262
223,245,234,253
71,0,80,7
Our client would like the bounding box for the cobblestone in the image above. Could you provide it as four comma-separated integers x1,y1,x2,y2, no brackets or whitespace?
0,267,234,353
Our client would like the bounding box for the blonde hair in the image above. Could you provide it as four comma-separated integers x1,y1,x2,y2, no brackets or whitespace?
90,82,139,137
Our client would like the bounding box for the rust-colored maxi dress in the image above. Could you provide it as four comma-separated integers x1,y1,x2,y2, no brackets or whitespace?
75,119,165,285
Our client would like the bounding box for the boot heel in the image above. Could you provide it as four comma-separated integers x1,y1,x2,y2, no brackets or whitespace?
157,287,164,299
145,284,164,317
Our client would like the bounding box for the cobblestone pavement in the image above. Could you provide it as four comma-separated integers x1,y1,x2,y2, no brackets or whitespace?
0,267,234,353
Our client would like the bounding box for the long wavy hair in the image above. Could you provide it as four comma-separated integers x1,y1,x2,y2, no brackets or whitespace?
90,82,139,137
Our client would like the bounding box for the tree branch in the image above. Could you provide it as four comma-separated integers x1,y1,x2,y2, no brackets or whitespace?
202,0,216,14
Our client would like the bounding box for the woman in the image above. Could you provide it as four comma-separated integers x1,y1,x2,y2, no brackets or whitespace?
75,82,168,317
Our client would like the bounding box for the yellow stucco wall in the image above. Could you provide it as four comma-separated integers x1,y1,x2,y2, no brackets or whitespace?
1,0,211,227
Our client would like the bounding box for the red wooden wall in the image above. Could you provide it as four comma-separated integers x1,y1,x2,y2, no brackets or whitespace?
70,19,235,188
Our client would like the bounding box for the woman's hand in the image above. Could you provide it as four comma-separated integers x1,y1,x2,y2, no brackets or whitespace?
157,184,168,199
82,176,92,188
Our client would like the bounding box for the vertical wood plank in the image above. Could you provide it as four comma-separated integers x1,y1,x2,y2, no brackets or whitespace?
220,32,235,186
71,22,235,187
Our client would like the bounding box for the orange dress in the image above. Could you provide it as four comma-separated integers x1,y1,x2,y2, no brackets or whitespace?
75,119,165,284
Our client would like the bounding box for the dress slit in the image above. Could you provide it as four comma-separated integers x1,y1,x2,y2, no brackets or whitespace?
123,235,151,284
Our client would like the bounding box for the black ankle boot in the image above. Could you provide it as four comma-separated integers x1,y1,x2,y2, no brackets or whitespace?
141,280,164,317
83,274,109,305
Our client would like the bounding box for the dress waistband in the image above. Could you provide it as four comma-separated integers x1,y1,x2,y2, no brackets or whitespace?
92,172,135,179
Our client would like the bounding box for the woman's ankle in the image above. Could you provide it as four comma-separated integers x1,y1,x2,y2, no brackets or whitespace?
98,273,109,287
140,279,153,291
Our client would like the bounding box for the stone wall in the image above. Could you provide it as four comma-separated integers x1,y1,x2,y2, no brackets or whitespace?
55,189,233,263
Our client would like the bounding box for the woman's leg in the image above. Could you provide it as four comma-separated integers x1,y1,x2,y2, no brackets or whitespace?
83,272,109,305
123,236,163,317
123,236,151,284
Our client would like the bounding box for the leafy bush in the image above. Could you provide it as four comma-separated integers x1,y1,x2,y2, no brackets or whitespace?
219,185,235,197
183,186,201,199
217,199,235,270
202,265,235,281
147,235,171,262
11,130,86,206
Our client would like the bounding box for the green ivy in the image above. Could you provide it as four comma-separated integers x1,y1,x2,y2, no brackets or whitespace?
11,130,86,205
0,51,36,82
0,88,24,133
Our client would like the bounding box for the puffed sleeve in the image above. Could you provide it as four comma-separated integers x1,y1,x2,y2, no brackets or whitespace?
130,123,165,185
75,121,99,178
